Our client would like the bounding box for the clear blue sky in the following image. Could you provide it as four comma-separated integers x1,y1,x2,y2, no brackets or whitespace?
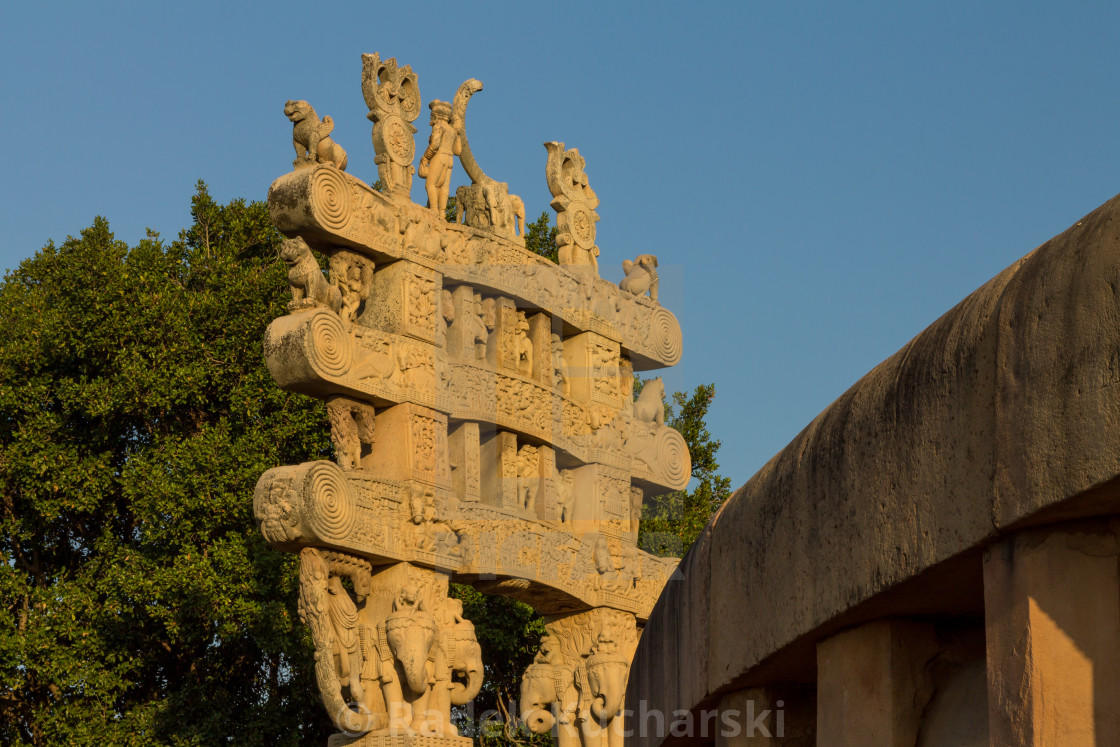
3,1,1118,490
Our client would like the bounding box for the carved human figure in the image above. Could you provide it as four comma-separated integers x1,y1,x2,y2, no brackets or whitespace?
517,444,540,514
405,487,461,556
330,251,374,329
418,99,462,213
515,311,534,377
619,254,659,302
284,99,348,170
467,295,489,360
326,396,376,470
327,576,366,704
557,469,575,525
553,334,571,397
629,486,643,535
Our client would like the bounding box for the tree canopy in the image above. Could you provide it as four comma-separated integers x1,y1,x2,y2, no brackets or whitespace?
0,186,729,745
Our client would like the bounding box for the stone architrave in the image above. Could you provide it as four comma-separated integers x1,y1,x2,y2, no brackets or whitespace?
258,52,690,745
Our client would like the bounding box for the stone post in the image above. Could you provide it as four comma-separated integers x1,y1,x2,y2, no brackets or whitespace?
983,519,1120,746
815,619,937,747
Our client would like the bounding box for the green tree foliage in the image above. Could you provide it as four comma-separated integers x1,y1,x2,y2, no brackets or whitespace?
522,213,558,263
0,184,335,745
635,382,732,558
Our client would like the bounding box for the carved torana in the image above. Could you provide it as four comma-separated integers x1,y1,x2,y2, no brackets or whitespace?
261,52,689,745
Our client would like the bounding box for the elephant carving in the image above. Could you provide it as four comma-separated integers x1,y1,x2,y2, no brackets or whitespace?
522,615,634,747
520,635,583,747
381,584,439,734
583,633,628,747
427,598,484,736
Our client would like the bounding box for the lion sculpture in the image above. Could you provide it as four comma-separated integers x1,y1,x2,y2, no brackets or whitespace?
279,237,341,312
619,254,659,302
633,377,665,426
284,99,348,170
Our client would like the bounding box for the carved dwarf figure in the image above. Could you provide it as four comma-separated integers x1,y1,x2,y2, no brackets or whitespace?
284,99,348,170
279,237,341,312
418,99,462,213
619,254,659,302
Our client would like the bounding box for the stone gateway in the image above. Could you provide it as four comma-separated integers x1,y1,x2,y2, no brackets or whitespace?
256,53,689,747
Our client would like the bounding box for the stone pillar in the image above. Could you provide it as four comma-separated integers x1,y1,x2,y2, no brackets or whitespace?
715,686,814,747
815,619,936,747
983,520,1120,746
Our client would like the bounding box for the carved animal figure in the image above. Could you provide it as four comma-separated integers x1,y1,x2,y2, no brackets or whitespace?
633,377,665,426
427,598,484,736
619,254,659,302
284,99,348,170
279,237,341,312
520,636,583,746
381,584,446,734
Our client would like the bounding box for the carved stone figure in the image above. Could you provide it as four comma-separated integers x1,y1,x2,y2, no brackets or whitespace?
326,396,376,470
545,141,601,272
553,334,571,397
418,99,462,213
446,79,526,242
629,486,643,534
584,632,628,747
428,598,484,736
619,254,659,302
405,486,461,556
382,584,439,732
517,444,540,514
329,250,374,329
516,311,534,377
520,634,582,745
298,548,382,735
557,469,575,525
633,377,665,426
279,237,341,312
263,55,693,744
361,53,421,198
285,99,348,170
327,575,366,704
352,335,397,381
